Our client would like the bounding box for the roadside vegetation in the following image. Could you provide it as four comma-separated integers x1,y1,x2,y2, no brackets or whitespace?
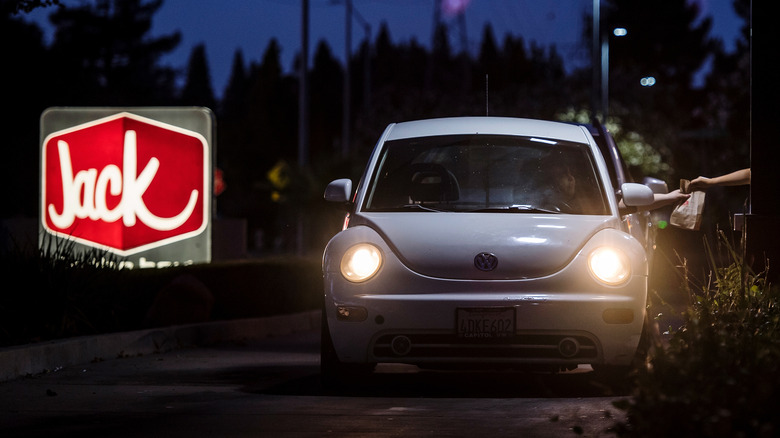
613,230,779,437
0,236,321,348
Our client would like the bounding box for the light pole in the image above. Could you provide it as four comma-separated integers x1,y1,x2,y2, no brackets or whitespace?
299,0,309,168
297,0,309,256
593,0,627,122
340,0,372,159
592,0,600,121
602,27,628,121
343,0,351,159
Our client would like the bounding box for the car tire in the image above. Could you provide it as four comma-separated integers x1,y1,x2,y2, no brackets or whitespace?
320,308,375,390
592,312,655,382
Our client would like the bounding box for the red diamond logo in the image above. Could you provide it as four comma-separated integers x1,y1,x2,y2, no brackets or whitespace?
41,112,209,255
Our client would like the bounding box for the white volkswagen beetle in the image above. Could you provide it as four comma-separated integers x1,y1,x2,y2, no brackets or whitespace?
321,117,657,384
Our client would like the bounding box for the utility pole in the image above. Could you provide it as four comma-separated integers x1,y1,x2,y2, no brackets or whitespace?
601,27,609,121
297,0,310,255
299,0,309,168
342,0,351,159
591,0,601,122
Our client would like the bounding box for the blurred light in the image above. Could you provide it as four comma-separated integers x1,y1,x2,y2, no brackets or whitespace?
588,247,631,285
442,0,471,16
640,77,656,87
341,243,382,282
613,28,628,37
530,137,557,145
657,220,668,229
514,236,547,244
342,212,350,231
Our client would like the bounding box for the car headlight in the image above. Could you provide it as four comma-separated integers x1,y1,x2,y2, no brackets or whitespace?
588,247,631,285
340,243,382,282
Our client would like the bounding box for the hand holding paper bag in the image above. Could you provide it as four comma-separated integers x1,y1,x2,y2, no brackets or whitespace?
670,179,705,230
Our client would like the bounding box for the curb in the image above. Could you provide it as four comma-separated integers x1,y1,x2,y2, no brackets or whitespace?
0,310,321,382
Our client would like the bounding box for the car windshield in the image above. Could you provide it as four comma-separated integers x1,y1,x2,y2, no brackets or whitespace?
363,134,610,215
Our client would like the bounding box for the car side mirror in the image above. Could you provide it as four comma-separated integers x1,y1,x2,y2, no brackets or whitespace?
324,179,353,207
620,182,654,207
642,176,668,195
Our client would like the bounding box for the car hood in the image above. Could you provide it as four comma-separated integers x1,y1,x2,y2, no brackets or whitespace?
358,213,620,280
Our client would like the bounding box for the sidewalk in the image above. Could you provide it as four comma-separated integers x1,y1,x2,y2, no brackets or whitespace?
0,310,320,382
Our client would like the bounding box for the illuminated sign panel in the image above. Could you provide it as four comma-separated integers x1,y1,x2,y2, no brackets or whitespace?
40,108,213,267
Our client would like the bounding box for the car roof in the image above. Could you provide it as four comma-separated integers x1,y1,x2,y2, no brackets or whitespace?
384,117,592,144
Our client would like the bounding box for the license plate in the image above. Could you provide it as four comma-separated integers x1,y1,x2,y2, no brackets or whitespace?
457,307,516,339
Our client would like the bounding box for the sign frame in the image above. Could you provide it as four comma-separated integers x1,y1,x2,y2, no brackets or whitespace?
39,107,215,268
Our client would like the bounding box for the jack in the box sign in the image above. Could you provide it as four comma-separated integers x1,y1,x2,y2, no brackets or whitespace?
41,111,210,256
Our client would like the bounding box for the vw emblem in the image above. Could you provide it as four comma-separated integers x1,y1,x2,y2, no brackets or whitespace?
474,252,498,271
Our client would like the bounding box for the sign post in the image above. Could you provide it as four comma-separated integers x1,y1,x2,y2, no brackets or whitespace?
40,107,214,268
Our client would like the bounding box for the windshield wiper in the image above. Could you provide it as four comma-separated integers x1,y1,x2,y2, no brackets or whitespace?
396,204,450,212
466,205,561,214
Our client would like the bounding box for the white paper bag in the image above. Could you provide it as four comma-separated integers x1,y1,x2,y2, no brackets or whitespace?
670,190,705,231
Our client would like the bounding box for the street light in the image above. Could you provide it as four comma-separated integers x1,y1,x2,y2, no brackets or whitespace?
592,1,627,122
640,76,656,87
601,27,627,121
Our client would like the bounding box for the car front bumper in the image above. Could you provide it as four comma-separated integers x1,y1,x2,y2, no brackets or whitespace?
323,224,648,368
324,266,647,368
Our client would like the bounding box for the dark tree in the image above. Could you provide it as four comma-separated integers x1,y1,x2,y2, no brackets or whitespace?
601,0,717,162
475,24,502,91
429,22,456,91
46,0,180,105
371,23,400,90
245,38,296,164
0,8,50,217
1,0,60,14
699,0,750,170
220,49,249,119
309,40,343,161
503,34,531,83
180,43,216,110
567,0,720,184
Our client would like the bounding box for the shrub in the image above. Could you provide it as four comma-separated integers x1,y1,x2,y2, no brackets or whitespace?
0,235,323,347
612,230,780,437
0,235,133,346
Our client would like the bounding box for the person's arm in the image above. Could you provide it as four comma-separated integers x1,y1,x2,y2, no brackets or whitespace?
618,189,690,213
689,168,751,191
647,189,691,210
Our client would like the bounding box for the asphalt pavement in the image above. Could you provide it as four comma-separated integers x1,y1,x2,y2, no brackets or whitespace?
0,302,685,383
1,326,630,437
0,310,321,382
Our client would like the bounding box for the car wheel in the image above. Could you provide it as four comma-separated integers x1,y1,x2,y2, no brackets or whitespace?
320,308,375,390
592,312,655,381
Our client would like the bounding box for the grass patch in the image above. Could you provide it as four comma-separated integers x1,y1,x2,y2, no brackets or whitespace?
613,230,780,437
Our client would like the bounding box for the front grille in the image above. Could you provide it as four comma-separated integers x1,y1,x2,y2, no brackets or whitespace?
372,333,598,361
